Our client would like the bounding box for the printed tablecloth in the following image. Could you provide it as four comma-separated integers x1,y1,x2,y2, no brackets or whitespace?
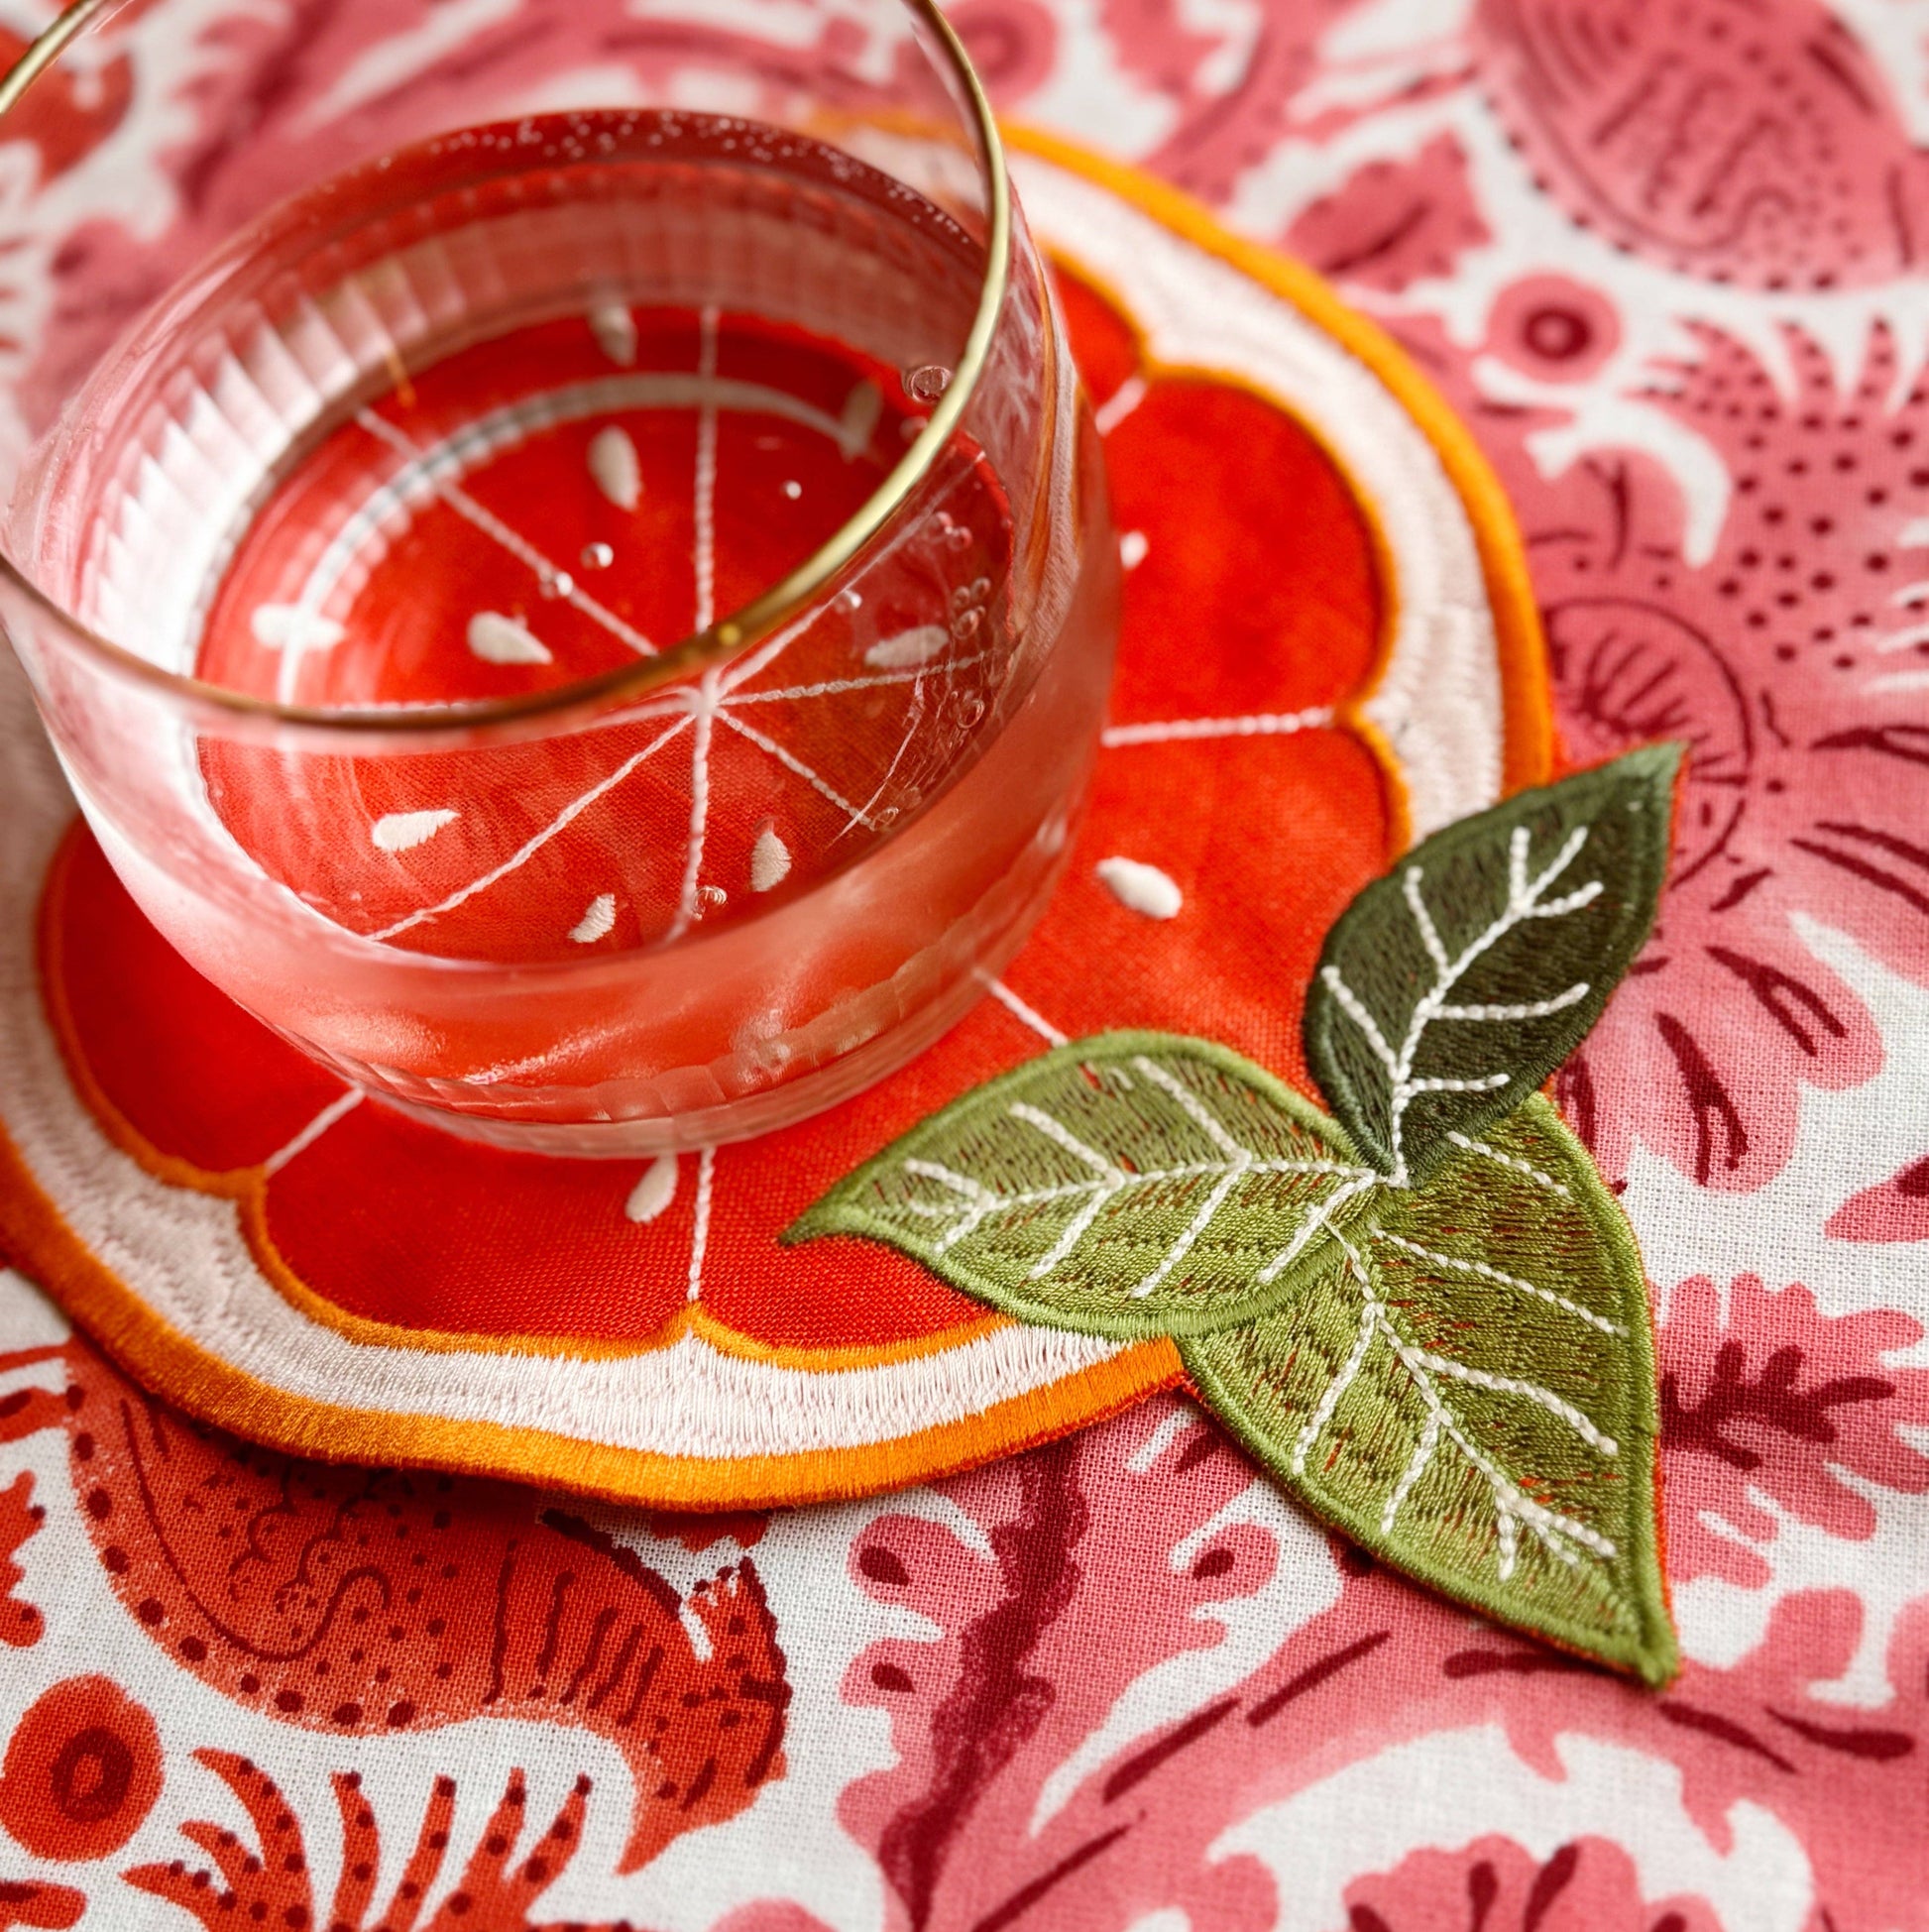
0,3,1926,1928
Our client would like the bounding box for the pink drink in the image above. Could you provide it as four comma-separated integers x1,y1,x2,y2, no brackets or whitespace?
37,113,1115,1150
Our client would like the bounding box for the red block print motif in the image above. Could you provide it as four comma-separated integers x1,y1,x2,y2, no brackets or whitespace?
1102,0,1391,204
1547,323,1929,1190
0,27,131,185
828,1403,1927,1931
1472,0,1929,287
945,0,1060,106
1827,1151,1929,1244
127,1754,633,1932
1284,134,1492,295
1657,1275,1929,1588
0,1466,44,1651
1343,1835,1723,1932
840,1404,1286,1932
0,1677,163,1863
1390,307,1928,1193
0,1882,83,1931
0,1335,790,1875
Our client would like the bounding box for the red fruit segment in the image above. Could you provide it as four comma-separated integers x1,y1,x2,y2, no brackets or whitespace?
196,305,1011,963
47,832,341,1177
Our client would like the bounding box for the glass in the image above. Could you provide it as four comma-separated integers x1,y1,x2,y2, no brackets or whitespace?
0,0,1117,1154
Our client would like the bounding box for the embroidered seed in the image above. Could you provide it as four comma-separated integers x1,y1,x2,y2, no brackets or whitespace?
568,893,617,944
1096,856,1183,920
625,1155,678,1223
372,810,458,853
467,611,552,665
840,380,882,455
865,625,948,668
750,823,792,893
250,605,345,653
589,301,637,366
589,425,642,510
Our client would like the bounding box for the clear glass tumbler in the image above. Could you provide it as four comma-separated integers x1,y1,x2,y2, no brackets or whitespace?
0,0,1117,1153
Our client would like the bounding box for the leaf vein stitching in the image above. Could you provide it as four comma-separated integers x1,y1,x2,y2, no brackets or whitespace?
1323,822,1605,1185
1306,1234,1620,1577
1372,1228,1627,1336
1445,1133,1571,1195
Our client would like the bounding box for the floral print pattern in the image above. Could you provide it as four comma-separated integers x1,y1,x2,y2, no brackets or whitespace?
0,1,1924,1927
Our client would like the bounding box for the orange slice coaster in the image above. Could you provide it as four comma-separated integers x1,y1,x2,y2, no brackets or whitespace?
0,134,1553,1507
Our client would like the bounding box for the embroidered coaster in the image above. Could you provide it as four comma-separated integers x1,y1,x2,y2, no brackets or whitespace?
0,135,1555,1519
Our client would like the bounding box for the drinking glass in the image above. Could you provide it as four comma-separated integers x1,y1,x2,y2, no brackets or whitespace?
0,0,1116,1153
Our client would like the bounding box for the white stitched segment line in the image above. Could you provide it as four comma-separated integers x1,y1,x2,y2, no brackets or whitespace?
726,655,991,705
1373,1227,1626,1335
903,1160,1011,1255
368,714,692,940
1008,1103,1124,1182
1102,708,1332,747
1403,867,1450,974
1131,1167,1244,1301
353,409,655,658
667,308,724,943
1129,1055,1251,1161
1406,1074,1511,1094
1256,1171,1378,1286
717,711,879,828
666,678,718,944
685,1146,716,1304
1008,1103,1127,1279
1379,1313,1615,1573
979,975,1068,1047
901,1156,1379,1257
1317,967,1399,1076
262,1089,364,1176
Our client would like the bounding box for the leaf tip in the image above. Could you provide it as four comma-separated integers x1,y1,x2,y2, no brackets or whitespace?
777,1202,838,1249
1629,1617,1681,1689
1597,739,1688,827
1604,738,1686,785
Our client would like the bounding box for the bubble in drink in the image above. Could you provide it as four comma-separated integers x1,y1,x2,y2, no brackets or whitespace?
580,542,615,569
904,363,952,403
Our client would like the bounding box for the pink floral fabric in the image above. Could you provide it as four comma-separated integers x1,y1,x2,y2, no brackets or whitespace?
0,3,1925,1928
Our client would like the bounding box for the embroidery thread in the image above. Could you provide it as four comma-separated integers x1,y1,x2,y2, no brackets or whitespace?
788,747,1683,1681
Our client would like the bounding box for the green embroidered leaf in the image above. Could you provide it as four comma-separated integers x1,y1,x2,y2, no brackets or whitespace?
783,1032,1375,1339
1182,1096,1675,1682
1304,744,1680,1187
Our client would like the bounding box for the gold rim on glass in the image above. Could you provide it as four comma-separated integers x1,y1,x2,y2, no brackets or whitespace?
0,0,1012,737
